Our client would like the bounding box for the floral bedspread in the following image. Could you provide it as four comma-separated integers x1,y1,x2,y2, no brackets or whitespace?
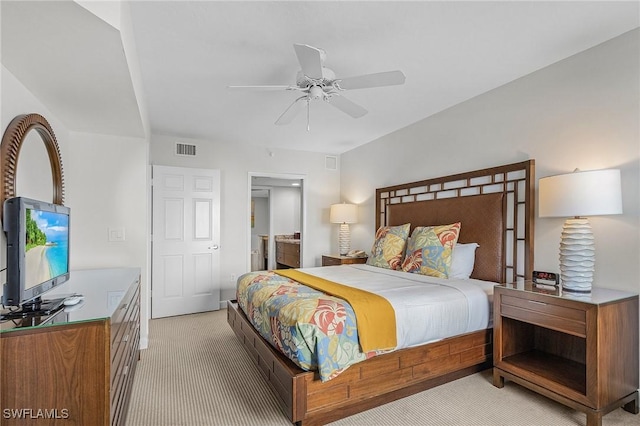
237,271,386,381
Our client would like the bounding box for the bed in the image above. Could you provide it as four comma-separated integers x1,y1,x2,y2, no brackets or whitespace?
227,160,535,425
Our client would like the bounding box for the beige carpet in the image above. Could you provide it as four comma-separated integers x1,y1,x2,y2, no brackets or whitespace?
126,310,639,426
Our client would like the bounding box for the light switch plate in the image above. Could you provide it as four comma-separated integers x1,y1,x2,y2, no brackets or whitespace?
108,227,126,242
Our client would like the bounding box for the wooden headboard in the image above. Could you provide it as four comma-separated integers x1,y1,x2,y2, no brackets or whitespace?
376,160,535,283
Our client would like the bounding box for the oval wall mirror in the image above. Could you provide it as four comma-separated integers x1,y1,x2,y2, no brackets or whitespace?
0,113,65,220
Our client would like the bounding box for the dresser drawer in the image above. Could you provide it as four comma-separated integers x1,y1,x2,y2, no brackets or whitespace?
112,328,139,426
284,243,300,256
111,282,140,390
111,320,139,425
284,253,300,268
276,241,300,268
110,277,140,426
500,294,586,337
276,242,285,263
111,281,139,342
111,285,140,360
111,301,139,387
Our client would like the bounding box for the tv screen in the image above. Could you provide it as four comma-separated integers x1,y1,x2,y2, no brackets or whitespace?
24,206,69,293
3,197,70,311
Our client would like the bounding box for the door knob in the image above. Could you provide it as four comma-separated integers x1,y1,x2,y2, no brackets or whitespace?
209,245,219,250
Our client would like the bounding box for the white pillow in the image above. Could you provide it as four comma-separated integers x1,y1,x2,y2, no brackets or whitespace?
449,243,479,279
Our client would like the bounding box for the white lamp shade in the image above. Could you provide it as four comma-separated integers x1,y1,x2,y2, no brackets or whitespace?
539,169,622,218
330,203,357,224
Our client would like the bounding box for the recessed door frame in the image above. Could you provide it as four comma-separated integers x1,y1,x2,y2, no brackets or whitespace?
247,172,306,271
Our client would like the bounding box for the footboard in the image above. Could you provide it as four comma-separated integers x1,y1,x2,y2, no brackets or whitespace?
227,300,492,425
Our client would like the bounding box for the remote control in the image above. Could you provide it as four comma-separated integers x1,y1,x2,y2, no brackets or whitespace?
63,295,84,306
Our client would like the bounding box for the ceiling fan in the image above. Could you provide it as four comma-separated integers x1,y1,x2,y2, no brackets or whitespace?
228,44,406,130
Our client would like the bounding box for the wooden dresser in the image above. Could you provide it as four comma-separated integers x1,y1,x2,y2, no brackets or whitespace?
493,282,639,426
1,268,141,426
276,240,300,268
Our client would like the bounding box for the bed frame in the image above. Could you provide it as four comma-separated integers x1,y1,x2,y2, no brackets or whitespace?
228,160,535,425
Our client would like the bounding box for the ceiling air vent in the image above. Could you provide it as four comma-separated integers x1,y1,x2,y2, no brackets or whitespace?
175,142,197,156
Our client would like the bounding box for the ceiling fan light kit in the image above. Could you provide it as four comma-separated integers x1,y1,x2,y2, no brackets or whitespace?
229,43,406,130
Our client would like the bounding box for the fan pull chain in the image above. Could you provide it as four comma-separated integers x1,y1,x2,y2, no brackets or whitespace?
306,98,311,131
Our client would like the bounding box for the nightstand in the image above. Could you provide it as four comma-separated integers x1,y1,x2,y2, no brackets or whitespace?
321,255,368,266
493,282,639,426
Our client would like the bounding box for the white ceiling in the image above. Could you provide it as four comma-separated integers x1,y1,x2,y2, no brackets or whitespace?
2,1,639,154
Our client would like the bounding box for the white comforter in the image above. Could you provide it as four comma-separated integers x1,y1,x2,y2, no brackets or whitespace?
299,264,495,350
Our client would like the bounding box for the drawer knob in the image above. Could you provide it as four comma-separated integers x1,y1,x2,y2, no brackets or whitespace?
528,300,547,306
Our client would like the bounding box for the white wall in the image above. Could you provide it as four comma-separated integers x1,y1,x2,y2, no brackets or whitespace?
64,132,147,270
0,66,70,152
149,135,340,302
342,29,639,295
64,130,148,342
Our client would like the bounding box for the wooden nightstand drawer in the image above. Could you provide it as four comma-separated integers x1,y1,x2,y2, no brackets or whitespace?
322,256,343,266
322,255,368,266
501,294,586,337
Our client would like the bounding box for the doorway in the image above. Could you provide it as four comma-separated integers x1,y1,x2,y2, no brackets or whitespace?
248,173,305,271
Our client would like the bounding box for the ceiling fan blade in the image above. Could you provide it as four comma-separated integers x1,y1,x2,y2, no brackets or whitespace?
227,85,296,91
336,70,406,90
275,96,308,125
326,94,368,118
293,44,324,80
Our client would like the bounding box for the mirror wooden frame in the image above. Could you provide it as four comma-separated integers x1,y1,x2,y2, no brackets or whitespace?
0,113,65,220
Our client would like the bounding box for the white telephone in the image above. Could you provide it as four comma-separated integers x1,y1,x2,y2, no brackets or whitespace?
346,249,366,258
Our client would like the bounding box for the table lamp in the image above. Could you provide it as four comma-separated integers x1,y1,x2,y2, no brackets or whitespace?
538,169,622,293
330,203,357,256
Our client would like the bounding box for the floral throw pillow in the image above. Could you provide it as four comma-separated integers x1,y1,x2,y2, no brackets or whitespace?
401,223,461,278
366,223,411,270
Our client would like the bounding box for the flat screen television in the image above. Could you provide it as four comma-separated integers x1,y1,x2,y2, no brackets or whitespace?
2,197,70,317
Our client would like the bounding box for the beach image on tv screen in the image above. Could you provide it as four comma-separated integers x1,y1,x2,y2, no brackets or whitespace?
24,208,69,290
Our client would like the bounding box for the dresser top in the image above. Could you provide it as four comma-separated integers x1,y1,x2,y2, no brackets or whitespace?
1,267,140,332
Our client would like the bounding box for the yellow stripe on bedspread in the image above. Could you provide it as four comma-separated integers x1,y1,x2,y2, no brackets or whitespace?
274,269,397,352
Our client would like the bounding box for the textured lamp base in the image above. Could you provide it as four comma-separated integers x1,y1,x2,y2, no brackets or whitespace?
338,223,351,256
559,218,594,293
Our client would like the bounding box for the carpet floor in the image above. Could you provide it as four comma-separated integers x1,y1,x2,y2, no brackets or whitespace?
125,310,639,426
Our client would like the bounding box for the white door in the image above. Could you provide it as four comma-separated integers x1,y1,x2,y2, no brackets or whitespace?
152,165,220,318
